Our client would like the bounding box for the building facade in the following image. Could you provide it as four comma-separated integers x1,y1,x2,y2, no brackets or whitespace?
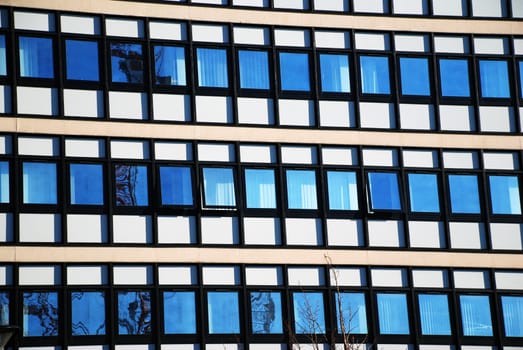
0,0,523,349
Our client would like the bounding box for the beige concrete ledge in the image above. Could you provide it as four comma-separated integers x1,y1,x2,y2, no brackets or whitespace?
1,246,523,269
4,0,523,35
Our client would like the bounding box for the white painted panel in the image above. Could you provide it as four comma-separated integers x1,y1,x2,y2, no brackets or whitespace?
64,89,103,118
399,104,435,130
281,146,317,164
112,215,152,244
408,221,445,248
449,222,486,249
192,0,227,4
432,0,466,15
233,0,269,7
17,87,58,116
113,265,152,285
514,39,523,54
158,266,197,285
69,346,110,350
18,136,59,156
315,31,350,49
322,147,358,165
67,214,108,243
454,270,490,289
206,345,241,350
105,18,144,38
288,267,324,286
61,14,100,35
192,24,228,43
65,139,105,158
195,95,233,123
495,271,523,290
474,37,508,54
376,345,412,350
0,135,11,155
318,100,355,128
371,268,407,287
402,149,438,168
330,267,366,286
67,266,107,285
326,219,363,246
359,102,395,129
202,266,240,285
479,106,514,132
442,151,478,169
472,0,506,16
274,0,308,9
243,217,281,245
115,346,154,350
110,140,149,159
513,0,523,17
0,85,12,114
249,345,285,350
237,97,274,125
109,91,148,120
161,346,199,350
418,347,454,350
434,36,470,53
353,0,388,13
152,94,191,122
14,11,55,31
393,0,427,14
354,33,390,50
314,0,349,12
149,21,186,40
395,34,429,52
439,105,475,131
19,266,60,285
0,213,13,242
155,142,192,161
490,223,523,250
367,220,405,247
245,266,282,285
285,218,322,246
20,347,61,350
239,145,276,163
233,26,269,45
0,266,11,285
157,216,196,244
362,148,397,166
483,152,518,170
278,99,315,126
19,213,61,243
274,29,310,47
200,216,239,244
198,143,235,162
412,269,448,288
461,347,495,350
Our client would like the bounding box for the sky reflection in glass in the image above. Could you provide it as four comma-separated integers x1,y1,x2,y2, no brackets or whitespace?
489,175,521,214
448,174,480,214
207,291,240,334
400,57,430,96
368,172,401,210
279,52,310,91
65,40,99,81
163,291,196,334
439,58,470,97
408,173,440,212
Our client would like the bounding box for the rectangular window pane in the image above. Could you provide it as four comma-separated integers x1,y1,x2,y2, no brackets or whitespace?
0,292,8,325
203,167,236,207
336,292,367,334
489,175,521,214
65,40,99,81
360,56,390,94
110,43,144,83
115,164,149,206
0,161,9,203
408,173,440,213
293,292,325,334
459,295,492,336
238,50,269,89
245,168,276,209
208,291,240,334
320,53,350,93
23,292,59,336
400,57,430,96
279,52,310,91
286,170,317,210
23,162,57,204
377,293,409,335
153,45,186,86
163,291,196,334
197,48,228,88
501,295,523,337
71,291,105,336
118,291,152,335
368,172,401,210
327,171,358,210
70,164,104,205
519,61,523,99
439,58,470,97
0,35,6,76
448,174,480,214
418,294,451,335
160,166,193,206
479,60,510,98
250,291,283,334
19,36,54,78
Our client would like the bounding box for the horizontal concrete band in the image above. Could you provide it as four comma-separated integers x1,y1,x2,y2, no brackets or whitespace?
5,0,523,35
1,246,523,269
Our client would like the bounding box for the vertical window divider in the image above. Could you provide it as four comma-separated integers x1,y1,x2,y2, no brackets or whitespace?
100,14,110,121
469,34,482,134
187,21,196,125
310,28,320,129
390,31,401,130
350,30,362,129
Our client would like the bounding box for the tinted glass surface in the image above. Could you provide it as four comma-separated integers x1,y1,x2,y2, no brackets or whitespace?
65,40,99,81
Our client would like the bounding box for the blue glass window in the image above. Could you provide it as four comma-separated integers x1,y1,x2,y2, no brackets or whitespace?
23,292,59,336
335,292,367,334
71,291,105,336
459,295,492,336
359,56,390,94
153,45,186,86
293,292,325,334
244,168,276,209
23,162,57,204
320,54,350,93
19,36,54,78
479,60,510,98
407,173,440,213
418,294,451,335
250,291,283,334
115,164,148,206
399,57,430,96
448,174,480,214
197,48,228,88
501,295,523,337
163,291,196,334
327,171,358,210
286,170,317,210
70,164,104,205
0,161,8,203
367,172,401,210
439,58,470,97
238,50,269,90
159,166,193,206
279,52,310,91
65,40,99,81
519,61,523,99
110,43,144,83
118,291,152,335
0,292,8,325
0,35,6,76
489,175,521,215
207,291,240,334
202,167,236,207
377,293,410,335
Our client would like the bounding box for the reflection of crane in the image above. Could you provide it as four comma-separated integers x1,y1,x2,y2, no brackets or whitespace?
115,165,138,206
111,44,143,83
